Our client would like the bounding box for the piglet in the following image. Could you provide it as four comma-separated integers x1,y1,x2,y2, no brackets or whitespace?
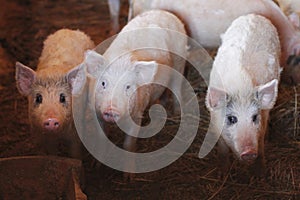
205,14,281,175
15,29,95,158
75,10,187,177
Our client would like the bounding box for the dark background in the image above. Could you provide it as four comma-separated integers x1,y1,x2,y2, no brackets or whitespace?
0,0,299,199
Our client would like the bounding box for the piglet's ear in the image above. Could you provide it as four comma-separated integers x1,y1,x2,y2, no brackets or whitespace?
206,87,227,111
66,64,86,95
257,79,278,109
15,62,36,96
133,61,158,85
84,50,106,78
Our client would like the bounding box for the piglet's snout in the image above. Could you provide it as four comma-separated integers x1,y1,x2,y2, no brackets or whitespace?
44,118,60,131
102,108,120,123
240,148,257,162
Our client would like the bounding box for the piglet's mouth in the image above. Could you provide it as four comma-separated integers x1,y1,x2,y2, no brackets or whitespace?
102,109,121,123
240,149,258,164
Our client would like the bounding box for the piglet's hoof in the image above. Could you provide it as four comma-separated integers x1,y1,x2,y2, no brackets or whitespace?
282,55,300,85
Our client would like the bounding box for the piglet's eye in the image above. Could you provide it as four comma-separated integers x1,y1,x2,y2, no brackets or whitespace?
126,85,131,90
60,93,66,103
101,81,106,88
227,115,238,126
35,93,43,104
252,114,258,123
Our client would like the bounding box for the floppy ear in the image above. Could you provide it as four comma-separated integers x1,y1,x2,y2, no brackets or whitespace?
15,62,36,96
84,50,106,78
257,79,278,109
133,61,158,85
206,87,227,111
66,64,86,95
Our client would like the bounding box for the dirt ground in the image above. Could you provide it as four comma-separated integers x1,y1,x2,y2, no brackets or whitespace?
0,0,299,199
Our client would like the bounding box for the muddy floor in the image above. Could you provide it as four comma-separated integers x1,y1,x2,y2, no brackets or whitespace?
0,0,299,199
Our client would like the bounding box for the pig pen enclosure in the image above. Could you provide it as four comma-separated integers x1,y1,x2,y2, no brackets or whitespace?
0,0,299,199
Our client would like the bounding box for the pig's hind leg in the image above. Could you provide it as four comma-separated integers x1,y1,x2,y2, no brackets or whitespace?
108,0,121,34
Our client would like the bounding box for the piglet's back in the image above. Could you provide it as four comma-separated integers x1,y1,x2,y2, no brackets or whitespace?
37,29,95,77
104,10,186,63
210,14,281,91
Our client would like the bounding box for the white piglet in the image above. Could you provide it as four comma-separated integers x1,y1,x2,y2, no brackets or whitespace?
206,14,281,175
76,10,187,175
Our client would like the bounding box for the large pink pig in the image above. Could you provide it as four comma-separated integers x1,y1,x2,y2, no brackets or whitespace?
124,0,300,83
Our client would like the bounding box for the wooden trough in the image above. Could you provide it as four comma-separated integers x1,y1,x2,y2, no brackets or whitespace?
0,156,86,200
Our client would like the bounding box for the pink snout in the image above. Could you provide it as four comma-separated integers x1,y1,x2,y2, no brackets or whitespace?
240,149,257,162
102,109,120,123
43,118,60,131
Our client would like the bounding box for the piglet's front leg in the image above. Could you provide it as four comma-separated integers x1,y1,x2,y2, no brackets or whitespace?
121,116,141,181
250,110,269,178
217,138,231,179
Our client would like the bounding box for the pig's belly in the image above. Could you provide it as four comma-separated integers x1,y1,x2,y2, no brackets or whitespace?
188,18,231,48
147,0,270,48
180,8,264,48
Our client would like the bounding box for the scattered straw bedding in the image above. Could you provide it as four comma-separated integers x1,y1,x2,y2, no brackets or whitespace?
0,0,299,199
